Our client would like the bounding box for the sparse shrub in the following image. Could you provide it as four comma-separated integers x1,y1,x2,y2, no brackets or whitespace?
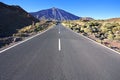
101,26,108,33
104,23,114,29
114,34,120,41
107,33,115,40
92,27,99,33
14,33,29,37
112,26,120,34
84,28,91,33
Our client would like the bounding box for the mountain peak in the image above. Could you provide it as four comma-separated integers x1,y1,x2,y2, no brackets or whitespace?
52,7,57,9
30,8,80,21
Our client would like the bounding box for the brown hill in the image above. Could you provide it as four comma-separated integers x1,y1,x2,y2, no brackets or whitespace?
0,2,39,37
104,18,120,23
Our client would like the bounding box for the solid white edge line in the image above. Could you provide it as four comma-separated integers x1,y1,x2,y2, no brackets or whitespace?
64,26,120,54
0,26,54,54
58,38,61,51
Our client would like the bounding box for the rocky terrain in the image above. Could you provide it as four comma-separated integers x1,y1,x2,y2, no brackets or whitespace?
0,2,39,37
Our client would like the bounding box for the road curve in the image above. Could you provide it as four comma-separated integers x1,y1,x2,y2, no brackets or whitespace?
0,24,120,80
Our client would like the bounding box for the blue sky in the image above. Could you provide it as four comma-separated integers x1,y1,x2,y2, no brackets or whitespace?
0,0,120,19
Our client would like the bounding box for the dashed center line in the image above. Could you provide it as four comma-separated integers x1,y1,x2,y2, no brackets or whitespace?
58,25,60,34
58,38,61,51
59,31,60,34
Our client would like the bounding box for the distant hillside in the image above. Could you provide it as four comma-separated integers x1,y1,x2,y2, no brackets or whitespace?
106,18,120,23
0,2,39,37
30,7,80,21
80,17,94,21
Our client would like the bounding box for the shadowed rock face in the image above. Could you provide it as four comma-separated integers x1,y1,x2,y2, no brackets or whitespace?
0,2,39,37
30,7,80,21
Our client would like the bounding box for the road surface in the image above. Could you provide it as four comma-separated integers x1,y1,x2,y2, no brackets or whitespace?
0,24,120,80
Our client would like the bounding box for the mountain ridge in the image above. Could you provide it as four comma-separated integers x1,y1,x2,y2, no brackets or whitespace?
30,7,80,21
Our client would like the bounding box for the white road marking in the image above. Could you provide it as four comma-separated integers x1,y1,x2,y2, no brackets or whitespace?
58,38,61,51
0,27,54,54
59,31,60,34
59,25,60,34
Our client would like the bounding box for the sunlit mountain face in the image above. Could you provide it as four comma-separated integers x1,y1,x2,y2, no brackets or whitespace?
30,7,80,21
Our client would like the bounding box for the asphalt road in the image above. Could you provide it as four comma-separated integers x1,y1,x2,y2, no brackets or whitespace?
0,24,120,80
